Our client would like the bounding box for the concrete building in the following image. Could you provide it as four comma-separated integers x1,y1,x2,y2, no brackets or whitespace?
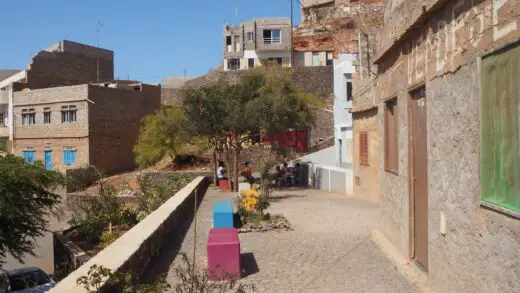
352,0,520,292
0,40,114,152
12,82,160,174
223,18,292,71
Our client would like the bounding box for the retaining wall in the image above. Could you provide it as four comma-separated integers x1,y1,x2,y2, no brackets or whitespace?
50,176,210,293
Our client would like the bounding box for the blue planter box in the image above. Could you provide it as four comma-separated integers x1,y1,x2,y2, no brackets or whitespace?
213,200,234,228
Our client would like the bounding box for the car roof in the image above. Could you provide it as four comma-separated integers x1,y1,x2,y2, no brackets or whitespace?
7,267,44,277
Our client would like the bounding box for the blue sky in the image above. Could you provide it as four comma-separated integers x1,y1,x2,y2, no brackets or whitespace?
0,0,301,84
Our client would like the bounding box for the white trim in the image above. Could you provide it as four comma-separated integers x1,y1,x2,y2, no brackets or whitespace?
0,70,26,89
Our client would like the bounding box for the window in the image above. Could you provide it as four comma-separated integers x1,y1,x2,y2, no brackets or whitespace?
267,57,283,66
61,105,77,123
226,36,232,52
63,147,77,166
0,112,4,126
227,58,240,71
480,42,520,215
23,150,35,164
312,52,321,66
345,73,353,101
43,107,51,124
359,132,369,166
21,108,36,125
326,52,334,66
247,32,254,41
385,98,398,173
263,29,281,44
248,58,255,68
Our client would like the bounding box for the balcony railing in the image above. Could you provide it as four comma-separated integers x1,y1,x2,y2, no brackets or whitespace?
263,37,281,45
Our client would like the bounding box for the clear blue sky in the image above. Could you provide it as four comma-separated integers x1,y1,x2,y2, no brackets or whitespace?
0,0,301,84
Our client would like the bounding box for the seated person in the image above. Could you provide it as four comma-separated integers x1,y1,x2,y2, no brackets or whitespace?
240,161,256,184
281,162,294,186
293,162,302,185
217,161,227,180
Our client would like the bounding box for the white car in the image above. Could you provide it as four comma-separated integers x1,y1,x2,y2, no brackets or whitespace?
0,267,55,293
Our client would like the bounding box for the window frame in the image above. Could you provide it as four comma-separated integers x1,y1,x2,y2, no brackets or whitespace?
63,147,77,166
384,98,399,174
359,132,369,166
21,108,36,125
345,73,353,102
61,105,77,123
263,29,281,44
43,107,51,124
247,31,254,41
479,41,520,219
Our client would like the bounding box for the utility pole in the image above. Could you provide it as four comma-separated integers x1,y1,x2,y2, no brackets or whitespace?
290,0,294,67
96,22,104,82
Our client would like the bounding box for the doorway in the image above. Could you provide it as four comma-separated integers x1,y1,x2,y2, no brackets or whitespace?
408,86,428,271
45,150,52,170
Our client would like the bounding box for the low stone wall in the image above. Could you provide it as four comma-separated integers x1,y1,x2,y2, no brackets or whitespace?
53,229,90,280
50,176,210,293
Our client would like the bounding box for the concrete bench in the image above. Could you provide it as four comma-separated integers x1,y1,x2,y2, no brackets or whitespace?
207,228,240,281
213,200,234,228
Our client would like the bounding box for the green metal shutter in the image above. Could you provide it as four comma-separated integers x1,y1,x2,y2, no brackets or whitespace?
481,42,520,214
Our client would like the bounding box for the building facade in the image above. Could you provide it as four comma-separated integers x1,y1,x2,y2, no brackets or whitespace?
352,0,520,292
223,18,292,71
12,82,160,174
0,40,114,152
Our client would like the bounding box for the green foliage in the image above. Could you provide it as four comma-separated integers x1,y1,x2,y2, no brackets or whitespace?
0,137,6,152
99,230,119,249
68,179,122,244
134,106,188,168
119,207,141,226
77,264,171,293
135,173,190,216
0,155,66,269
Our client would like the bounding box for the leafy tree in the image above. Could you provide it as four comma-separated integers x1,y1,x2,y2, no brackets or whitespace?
0,155,66,269
182,84,231,184
134,107,188,168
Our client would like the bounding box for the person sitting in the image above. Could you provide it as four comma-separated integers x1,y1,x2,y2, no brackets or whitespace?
281,162,293,187
293,162,302,186
240,161,256,184
217,161,227,180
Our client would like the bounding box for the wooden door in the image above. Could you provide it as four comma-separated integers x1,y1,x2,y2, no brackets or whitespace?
409,86,428,271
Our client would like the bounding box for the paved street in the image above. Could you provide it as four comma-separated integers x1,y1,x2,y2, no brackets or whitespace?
151,187,421,293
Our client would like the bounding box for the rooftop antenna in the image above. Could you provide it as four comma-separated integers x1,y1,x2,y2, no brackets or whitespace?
96,22,104,82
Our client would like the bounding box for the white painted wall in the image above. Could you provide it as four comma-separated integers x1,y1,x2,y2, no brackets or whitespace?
243,50,291,60
333,53,356,167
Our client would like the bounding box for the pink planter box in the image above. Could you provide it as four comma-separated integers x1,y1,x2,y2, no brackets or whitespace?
207,228,240,281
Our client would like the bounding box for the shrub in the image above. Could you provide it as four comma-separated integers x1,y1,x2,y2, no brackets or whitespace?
99,231,118,249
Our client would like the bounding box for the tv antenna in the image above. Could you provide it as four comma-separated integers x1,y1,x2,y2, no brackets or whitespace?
96,22,104,47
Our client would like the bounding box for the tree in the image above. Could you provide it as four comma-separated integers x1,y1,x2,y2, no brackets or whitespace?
0,155,66,269
134,107,188,168
182,84,230,184
224,65,319,190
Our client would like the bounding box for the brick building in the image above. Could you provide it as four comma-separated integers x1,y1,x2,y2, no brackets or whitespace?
0,40,114,152
12,82,160,174
352,0,520,292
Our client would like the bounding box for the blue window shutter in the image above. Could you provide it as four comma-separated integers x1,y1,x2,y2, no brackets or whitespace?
71,151,76,165
64,151,69,165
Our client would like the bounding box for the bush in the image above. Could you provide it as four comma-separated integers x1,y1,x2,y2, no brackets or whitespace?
99,231,118,249
136,173,190,216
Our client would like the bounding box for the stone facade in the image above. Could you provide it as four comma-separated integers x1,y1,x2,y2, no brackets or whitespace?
12,83,160,174
352,1,520,292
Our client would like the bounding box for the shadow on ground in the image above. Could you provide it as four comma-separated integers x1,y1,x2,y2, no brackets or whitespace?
137,184,208,284
241,252,259,278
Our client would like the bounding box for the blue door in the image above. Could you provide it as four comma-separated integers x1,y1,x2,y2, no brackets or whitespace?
44,151,52,170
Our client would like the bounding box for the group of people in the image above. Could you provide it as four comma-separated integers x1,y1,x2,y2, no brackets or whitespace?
216,161,256,184
274,162,302,187
217,160,303,187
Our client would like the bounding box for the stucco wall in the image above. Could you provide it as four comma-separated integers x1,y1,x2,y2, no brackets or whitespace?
353,108,380,202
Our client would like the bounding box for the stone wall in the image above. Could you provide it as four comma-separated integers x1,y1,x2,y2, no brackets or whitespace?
361,1,520,293
88,84,161,174
13,85,90,139
50,177,210,293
